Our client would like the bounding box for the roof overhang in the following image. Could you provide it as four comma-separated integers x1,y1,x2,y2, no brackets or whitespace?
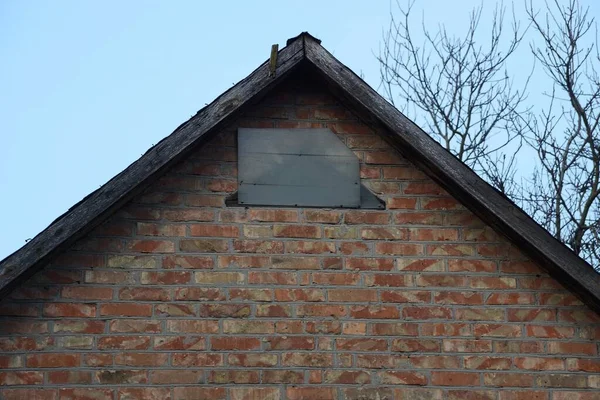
1,32,599,312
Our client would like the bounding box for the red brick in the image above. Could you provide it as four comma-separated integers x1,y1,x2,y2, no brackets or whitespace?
483,373,534,387
312,272,359,285
455,308,505,321
380,371,427,385
402,306,452,320
371,322,419,336
248,209,298,222
162,208,214,222
115,352,168,366
227,353,277,367
431,371,479,386
397,258,444,271
167,320,219,333
189,224,239,237
151,370,203,384
448,391,496,400
84,270,133,284
233,239,283,253
473,324,521,338
110,319,161,333
2,390,57,400
173,388,225,400
275,288,324,302
394,211,443,225
26,353,79,368
100,303,152,317
421,323,471,337
344,211,388,224
304,210,342,224
539,293,583,305
198,304,250,318
347,257,394,271
375,242,423,255
168,352,223,368
526,325,575,338
53,320,104,334
434,291,483,304
365,274,412,287
0,321,48,334
97,336,151,350
514,357,565,370
487,293,535,305
392,339,440,352
381,290,430,303
448,259,497,272
411,355,461,369
118,388,171,400
443,339,492,353
286,387,336,400
83,354,113,367
350,305,400,319
297,304,346,317
249,271,297,285
410,228,458,241
0,304,39,317
417,275,468,287
361,227,408,240
230,388,280,400
508,308,556,322
137,222,186,236
43,303,95,318
286,241,336,254
548,342,597,355
163,255,214,269
180,239,228,252
566,358,600,372
210,337,261,350
329,289,377,302
388,197,418,209
0,371,44,385
156,303,196,317
266,337,315,350
127,239,175,253
324,370,371,384
256,304,291,317
142,271,192,285
428,244,475,256
273,224,321,238
119,287,170,301
339,241,369,255
174,287,225,301
60,388,113,400
153,336,205,351
229,288,272,302
464,356,512,370
422,197,464,210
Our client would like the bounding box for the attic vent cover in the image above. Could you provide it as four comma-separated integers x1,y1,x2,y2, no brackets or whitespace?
237,128,382,209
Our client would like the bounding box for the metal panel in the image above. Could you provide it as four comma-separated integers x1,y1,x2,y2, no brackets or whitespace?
238,128,360,207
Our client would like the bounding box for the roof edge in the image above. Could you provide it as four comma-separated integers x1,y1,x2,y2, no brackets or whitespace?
0,34,307,298
302,35,600,313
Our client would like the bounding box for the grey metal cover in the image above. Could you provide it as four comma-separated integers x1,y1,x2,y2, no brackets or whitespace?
238,128,361,207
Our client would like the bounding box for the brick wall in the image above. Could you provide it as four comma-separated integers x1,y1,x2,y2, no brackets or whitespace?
0,71,599,400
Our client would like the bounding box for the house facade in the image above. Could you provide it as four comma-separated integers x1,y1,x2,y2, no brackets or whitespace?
0,33,598,400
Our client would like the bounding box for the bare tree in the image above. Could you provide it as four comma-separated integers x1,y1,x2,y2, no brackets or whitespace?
378,0,529,196
521,0,600,266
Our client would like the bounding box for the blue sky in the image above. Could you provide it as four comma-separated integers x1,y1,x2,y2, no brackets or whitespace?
1,0,598,259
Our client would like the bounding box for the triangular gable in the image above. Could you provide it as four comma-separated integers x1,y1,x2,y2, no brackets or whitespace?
1,32,598,312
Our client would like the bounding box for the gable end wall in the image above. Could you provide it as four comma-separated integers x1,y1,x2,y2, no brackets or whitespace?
0,71,598,400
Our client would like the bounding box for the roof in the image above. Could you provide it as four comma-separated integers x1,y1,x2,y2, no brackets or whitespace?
1,32,599,312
